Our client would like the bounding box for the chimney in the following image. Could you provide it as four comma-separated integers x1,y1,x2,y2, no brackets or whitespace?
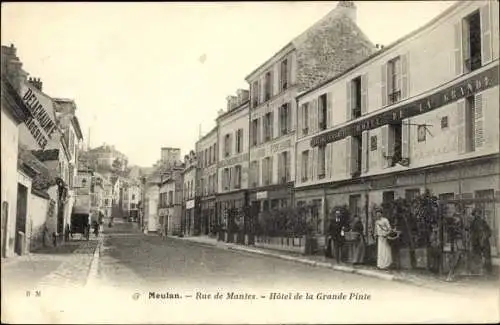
336,1,356,23
226,95,238,110
28,77,43,91
236,89,249,104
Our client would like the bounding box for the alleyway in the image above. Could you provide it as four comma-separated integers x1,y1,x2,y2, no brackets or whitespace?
89,220,499,324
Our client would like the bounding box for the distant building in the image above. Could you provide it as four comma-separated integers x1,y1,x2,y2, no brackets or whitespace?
181,151,198,235
158,166,184,235
161,147,181,166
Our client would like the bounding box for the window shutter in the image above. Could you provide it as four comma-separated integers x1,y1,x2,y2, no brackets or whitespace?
402,118,410,159
240,129,244,152
401,53,409,99
493,1,500,61
256,160,260,187
474,93,485,149
345,137,352,176
278,153,284,181
327,92,333,128
311,147,317,181
326,143,332,178
270,111,274,140
285,152,291,181
380,125,390,168
481,3,492,65
288,55,293,87
270,70,274,97
457,99,466,154
381,63,388,107
361,74,368,115
361,131,369,173
346,80,352,122
453,22,463,76
261,158,267,185
297,151,303,183
298,104,303,138
257,118,262,145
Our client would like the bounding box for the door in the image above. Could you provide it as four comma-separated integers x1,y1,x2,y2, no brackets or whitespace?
15,184,28,255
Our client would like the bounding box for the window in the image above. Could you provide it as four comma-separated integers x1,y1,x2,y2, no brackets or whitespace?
463,11,482,72
236,129,243,153
265,71,272,101
132,194,135,200
441,116,449,129
213,144,217,163
223,168,230,190
388,57,401,104
351,135,362,176
264,112,273,142
405,189,420,201
370,136,377,151
251,119,259,147
224,134,231,157
263,157,272,185
318,145,326,179
465,96,475,152
383,122,402,167
234,165,242,189
349,195,361,219
474,189,497,256
252,81,259,108
318,94,327,130
279,103,290,136
351,76,362,118
302,103,309,135
280,58,288,91
301,150,309,182
278,151,290,184
250,160,259,187
205,148,209,166
168,191,174,205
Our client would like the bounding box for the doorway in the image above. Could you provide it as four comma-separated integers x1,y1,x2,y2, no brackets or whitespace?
15,184,28,255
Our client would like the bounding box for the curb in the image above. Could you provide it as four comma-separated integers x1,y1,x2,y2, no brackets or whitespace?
85,236,102,287
175,237,439,286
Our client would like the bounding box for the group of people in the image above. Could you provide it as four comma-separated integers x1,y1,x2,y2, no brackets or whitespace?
325,207,493,274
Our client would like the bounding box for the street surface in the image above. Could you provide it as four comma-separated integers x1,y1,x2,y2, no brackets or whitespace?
89,220,499,324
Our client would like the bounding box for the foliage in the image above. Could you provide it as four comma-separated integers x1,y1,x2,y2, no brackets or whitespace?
255,204,320,237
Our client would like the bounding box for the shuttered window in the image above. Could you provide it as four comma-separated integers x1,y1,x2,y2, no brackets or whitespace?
318,145,326,179
301,150,309,182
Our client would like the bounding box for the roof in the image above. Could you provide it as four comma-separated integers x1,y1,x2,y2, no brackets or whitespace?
297,1,461,99
18,147,58,190
1,77,32,123
196,125,218,144
31,149,60,162
216,100,249,121
71,116,84,140
31,187,50,200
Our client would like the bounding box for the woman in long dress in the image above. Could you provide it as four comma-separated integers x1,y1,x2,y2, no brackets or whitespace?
351,216,365,264
375,209,393,269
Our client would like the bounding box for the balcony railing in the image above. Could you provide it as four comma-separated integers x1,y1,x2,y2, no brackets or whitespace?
388,90,401,104
465,55,482,72
352,107,361,119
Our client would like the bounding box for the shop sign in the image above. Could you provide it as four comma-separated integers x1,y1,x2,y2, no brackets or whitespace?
186,199,195,209
251,137,293,160
20,84,58,150
311,64,499,147
270,138,292,154
218,153,249,168
256,191,267,200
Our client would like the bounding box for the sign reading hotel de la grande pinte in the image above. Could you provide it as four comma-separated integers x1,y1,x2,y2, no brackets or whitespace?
250,137,293,161
310,64,499,148
19,83,58,150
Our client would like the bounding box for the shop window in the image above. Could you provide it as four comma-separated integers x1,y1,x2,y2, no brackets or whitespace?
349,195,361,218
474,189,497,255
301,150,309,182
318,94,327,130
271,199,280,210
383,191,395,205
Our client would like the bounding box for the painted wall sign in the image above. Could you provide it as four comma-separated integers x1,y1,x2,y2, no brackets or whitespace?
250,136,294,160
20,85,58,149
310,65,499,147
218,152,249,168
270,138,292,154
256,191,268,199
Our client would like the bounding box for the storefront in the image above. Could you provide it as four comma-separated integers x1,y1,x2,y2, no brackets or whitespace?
248,183,293,215
184,198,197,236
200,195,216,236
216,190,247,231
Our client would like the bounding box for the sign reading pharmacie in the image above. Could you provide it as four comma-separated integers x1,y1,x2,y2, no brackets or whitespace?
311,64,499,147
19,83,58,150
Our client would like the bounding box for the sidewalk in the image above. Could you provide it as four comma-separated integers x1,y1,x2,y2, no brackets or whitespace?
174,235,499,296
1,235,102,295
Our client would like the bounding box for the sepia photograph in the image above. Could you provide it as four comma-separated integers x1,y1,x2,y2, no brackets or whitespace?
1,1,499,324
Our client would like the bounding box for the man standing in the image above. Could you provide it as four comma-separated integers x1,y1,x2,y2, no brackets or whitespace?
470,208,492,275
327,210,346,263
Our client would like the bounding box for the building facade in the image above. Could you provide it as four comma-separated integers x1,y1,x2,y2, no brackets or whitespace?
158,167,183,236
245,0,375,220
182,151,198,236
195,126,218,236
296,1,499,259
216,92,250,232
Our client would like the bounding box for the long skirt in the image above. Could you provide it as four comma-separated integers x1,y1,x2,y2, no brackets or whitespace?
352,237,366,264
377,236,392,269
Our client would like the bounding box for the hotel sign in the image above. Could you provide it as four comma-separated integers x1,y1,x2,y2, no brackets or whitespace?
251,136,294,160
186,199,195,209
218,153,249,168
311,65,499,147
20,84,58,150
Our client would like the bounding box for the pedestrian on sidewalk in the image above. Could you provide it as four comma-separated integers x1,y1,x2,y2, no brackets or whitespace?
327,210,346,263
374,208,393,270
470,208,492,275
351,215,365,265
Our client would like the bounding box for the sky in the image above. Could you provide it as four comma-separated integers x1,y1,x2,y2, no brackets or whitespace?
1,1,456,167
